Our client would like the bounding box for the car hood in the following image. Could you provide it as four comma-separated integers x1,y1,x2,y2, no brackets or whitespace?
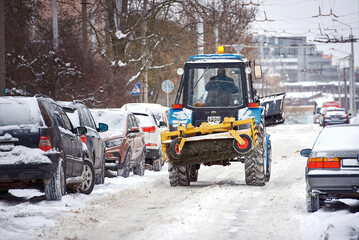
99,130,125,140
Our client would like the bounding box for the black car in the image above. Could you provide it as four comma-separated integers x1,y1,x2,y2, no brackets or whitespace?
321,107,350,127
58,101,108,184
0,95,95,200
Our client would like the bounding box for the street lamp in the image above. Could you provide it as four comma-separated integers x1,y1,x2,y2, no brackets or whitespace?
332,19,357,115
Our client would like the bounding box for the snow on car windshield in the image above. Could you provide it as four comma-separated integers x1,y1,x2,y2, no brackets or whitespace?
0,97,43,127
90,109,126,131
313,125,359,151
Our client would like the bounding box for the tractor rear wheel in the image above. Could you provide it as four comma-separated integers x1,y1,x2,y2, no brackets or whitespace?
168,163,190,186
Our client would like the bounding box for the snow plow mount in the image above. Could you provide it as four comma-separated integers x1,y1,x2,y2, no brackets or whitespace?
161,117,258,166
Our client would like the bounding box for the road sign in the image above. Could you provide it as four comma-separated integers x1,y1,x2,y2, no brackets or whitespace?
131,83,140,95
161,80,174,93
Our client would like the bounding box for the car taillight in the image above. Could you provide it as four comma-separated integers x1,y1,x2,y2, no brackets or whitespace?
39,136,52,152
146,143,158,147
80,134,87,143
308,157,340,169
342,115,348,119
141,126,156,133
323,116,328,119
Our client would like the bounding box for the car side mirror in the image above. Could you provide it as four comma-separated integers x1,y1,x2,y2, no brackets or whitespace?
76,126,87,135
129,127,140,133
159,121,167,127
98,123,108,132
300,148,312,157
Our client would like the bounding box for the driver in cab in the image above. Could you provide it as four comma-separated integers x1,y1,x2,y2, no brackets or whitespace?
205,68,239,106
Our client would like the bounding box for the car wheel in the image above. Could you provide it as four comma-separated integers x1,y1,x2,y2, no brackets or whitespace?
153,158,163,171
45,159,65,201
133,149,145,176
118,151,131,178
95,155,105,185
306,190,320,212
79,160,95,195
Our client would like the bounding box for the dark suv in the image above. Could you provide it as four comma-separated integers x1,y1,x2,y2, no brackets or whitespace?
0,96,95,200
58,100,108,184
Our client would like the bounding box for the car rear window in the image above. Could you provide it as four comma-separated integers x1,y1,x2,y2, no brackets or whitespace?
135,114,155,127
313,126,359,151
0,97,44,127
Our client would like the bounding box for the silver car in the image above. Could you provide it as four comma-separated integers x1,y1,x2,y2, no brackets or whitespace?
300,124,359,212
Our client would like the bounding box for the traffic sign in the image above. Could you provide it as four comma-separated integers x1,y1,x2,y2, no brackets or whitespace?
161,80,174,93
131,83,140,95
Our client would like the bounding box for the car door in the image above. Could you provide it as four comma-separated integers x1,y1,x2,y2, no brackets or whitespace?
130,114,144,158
53,104,83,177
80,107,101,168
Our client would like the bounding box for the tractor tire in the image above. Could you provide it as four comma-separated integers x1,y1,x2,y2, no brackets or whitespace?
133,149,145,176
245,120,266,186
169,138,183,160
168,163,190,186
153,158,163,171
45,159,65,201
189,165,199,182
265,140,272,182
79,160,95,195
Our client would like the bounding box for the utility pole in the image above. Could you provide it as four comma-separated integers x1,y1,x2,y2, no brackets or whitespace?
337,63,341,106
349,35,356,115
0,0,5,96
343,67,349,113
52,0,58,51
142,0,148,103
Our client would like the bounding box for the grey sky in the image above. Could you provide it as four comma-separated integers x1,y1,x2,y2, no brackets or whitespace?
252,0,359,68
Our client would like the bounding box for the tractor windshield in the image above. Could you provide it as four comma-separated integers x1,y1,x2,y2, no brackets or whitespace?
186,64,244,108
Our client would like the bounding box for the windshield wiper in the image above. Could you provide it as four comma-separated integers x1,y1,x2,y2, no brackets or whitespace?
192,66,210,91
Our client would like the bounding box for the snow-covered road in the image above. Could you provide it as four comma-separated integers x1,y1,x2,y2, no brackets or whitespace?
1,124,359,240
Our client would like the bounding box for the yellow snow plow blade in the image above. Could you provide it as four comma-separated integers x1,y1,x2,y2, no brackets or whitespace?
161,117,258,166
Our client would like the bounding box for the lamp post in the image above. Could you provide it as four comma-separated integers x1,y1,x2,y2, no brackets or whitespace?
332,19,356,115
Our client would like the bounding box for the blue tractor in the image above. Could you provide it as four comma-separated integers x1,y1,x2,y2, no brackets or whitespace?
161,47,285,186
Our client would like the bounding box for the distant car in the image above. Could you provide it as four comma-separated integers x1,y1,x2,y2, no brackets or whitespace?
300,124,359,212
320,107,349,127
58,100,108,184
122,104,166,171
318,107,338,126
0,96,95,200
90,109,146,178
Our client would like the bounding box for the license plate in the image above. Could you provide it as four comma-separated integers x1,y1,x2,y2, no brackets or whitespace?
207,116,221,123
332,118,339,121
342,158,359,167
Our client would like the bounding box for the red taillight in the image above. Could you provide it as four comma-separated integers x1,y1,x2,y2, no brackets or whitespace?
146,143,158,147
323,116,328,119
342,115,348,119
39,136,52,152
141,126,156,133
80,134,87,143
248,102,260,108
308,158,323,169
172,104,183,109
308,158,340,169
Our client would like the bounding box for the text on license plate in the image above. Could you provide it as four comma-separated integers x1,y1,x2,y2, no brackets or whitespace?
208,116,221,123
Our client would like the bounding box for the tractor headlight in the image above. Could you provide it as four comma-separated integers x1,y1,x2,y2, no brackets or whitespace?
105,138,124,148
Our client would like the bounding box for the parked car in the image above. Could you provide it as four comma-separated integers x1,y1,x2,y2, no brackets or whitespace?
300,124,359,212
90,109,145,178
0,96,95,200
121,104,166,171
320,107,349,127
58,100,108,184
